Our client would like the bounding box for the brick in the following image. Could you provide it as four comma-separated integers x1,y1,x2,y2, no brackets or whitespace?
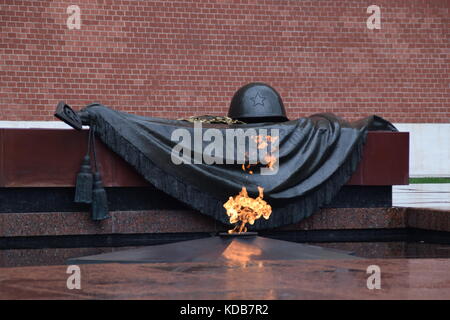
0,0,448,122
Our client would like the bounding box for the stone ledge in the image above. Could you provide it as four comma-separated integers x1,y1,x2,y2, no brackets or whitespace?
406,208,450,232
0,207,410,238
1,207,448,238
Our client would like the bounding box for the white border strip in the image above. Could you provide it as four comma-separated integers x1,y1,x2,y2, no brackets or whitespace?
395,123,450,178
0,121,88,129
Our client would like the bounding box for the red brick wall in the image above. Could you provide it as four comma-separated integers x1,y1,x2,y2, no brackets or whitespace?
1,0,449,122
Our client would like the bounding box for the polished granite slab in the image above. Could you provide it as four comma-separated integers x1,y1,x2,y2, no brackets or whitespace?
67,236,358,264
3,240,450,268
0,207,408,238
1,183,448,239
3,205,448,239
1,258,449,299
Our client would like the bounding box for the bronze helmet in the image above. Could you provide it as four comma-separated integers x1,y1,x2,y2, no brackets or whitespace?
228,82,288,123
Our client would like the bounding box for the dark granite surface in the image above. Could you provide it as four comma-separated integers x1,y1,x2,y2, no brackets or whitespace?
0,208,410,238
2,240,450,268
0,186,392,213
407,208,450,232
1,258,449,299
1,206,448,239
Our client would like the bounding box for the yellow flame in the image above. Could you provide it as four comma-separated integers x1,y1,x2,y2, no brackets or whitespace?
264,154,277,170
223,186,272,234
241,135,278,173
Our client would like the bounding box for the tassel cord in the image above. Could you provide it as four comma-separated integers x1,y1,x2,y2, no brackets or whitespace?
89,121,110,220
73,125,95,204
90,123,100,173
86,124,93,158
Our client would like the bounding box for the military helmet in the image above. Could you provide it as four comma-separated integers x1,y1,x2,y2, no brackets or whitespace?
228,82,288,123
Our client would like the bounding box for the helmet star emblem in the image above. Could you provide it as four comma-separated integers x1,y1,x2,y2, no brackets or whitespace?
250,91,266,107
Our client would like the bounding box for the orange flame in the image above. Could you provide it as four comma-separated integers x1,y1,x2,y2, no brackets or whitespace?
223,186,272,234
226,135,276,233
241,135,278,174
264,154,277,170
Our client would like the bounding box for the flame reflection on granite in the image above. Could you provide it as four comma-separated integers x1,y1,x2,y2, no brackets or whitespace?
1,258,450,299
2,242,450,268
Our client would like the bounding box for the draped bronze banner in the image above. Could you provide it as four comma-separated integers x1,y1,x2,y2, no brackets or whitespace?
81,104,396,229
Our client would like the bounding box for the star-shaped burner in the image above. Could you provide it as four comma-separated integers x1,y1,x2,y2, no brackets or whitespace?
67,233,359,264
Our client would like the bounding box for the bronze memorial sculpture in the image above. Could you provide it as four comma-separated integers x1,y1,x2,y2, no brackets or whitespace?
55,83,397,230
56,82,400,264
